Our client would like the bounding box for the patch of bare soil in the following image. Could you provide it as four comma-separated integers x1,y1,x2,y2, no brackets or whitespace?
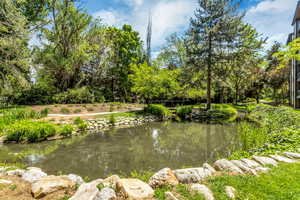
31,103,144,115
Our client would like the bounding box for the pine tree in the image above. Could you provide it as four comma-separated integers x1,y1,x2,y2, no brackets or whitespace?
186,0,243,109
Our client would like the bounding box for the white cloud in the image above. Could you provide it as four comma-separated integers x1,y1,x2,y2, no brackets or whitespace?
93,0,196,50
245,0,297,48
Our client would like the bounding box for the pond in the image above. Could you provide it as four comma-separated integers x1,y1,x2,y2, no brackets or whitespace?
0,122,241,179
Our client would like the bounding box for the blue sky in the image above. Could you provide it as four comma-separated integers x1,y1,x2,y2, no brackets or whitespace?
79,0,297,53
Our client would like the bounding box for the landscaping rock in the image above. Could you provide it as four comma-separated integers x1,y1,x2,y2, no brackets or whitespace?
203,163,216,174
116,178,154,200
149,168,179,188
31,175,75,198
22,168,47,183
255,167,270,173
6,169,25,177
165,191,179,200
225,186,236,199
241,159,261,168
69,181,100,200
269,155,298,163
174,167,212,183
101,175,120,189
190,184,214,200
213,159,243,174
230,160,257,175
283,152,300,159
0,179,13,184
98,187,116,200
68,174,84,185
252,156,278,166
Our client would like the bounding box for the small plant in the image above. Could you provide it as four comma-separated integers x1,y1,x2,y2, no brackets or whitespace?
60,108,70,114
176,105,194,119
109,114,116,125
144,104,171,118
109,104,114,112
40,108,49,117
73,109,81,113
87,107,94,112
57,124,74,136
73,117,87,130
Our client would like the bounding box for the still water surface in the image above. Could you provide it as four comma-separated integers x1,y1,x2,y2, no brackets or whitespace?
2,122,240,179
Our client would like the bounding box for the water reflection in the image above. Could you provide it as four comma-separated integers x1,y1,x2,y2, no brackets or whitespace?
3,122,239,179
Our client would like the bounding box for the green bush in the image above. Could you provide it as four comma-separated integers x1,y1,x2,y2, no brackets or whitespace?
57,124,74,136
176,105,194,119
144,104,171,118
60,108,70,114
73,117,87,130
109,115,116,125
5,120,57,142
53,87,95,104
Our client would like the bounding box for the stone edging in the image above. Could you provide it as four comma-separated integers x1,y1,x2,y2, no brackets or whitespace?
1,151,299,200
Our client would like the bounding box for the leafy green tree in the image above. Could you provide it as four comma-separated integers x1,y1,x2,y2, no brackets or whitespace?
186,0,243,109
35,0,92,91
129,63,181,103
0,0,30,95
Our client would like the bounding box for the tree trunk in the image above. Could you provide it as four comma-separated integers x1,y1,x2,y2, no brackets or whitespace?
207,35,212,110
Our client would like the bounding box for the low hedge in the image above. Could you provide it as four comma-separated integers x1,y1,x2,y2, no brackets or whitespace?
144,104,172,118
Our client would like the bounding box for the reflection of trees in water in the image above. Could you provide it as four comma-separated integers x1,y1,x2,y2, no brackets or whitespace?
3,122,240,179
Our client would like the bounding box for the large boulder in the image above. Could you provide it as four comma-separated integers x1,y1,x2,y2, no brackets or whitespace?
149,168,179,188
31,175,75,198
22,168,47,183
6,169,25,177
283,152,300,159
252,156,278,166
116,178,154,200
190,184,214,200
240,159,261,169
69,180,101,200
68,174,84,185
213,159,243,174
101,175,120,189
230,160,257,175
174,167,212,184
97,187,116,200
203,163,216,174
269,155,298,163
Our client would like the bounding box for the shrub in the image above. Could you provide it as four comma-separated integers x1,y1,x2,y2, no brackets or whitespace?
176,105,194,119
5,120,57,142
144,104,171,118
73,117,87,130
109,115,116,125
60,108,70,114
57,124,74,136
40,108,49,117
53,87,95,104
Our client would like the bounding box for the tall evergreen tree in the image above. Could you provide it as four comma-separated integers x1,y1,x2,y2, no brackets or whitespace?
186,0,243,109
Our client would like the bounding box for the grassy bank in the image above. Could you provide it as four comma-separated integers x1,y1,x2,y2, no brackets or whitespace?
231,104,300,159
153,163,300,200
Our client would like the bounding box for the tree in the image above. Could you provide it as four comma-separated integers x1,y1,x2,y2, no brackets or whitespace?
186,0,243,109
0,0,30,95
129,63,181,103
35,0,92,91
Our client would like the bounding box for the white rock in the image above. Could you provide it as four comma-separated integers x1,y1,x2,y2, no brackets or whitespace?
213,159,243,174
269,155,298,163
6,169,25,177
203,163,216,174
255,167,270,173
97,187,116,200
31,175,75,198
225,186,236,199
116,178,154,200
241,159,261,168
68,174,84,185
283,152,300,159
230,160,257,175
174,167,212,184
70,181,100,200
22,168,47,183
149,168,179,188
252,156,278,166
190,184,214,200
101,175,120,189
0,179,12,184
165,191,179,200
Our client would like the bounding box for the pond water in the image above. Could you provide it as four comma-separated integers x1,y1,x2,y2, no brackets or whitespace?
1,122,240,179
